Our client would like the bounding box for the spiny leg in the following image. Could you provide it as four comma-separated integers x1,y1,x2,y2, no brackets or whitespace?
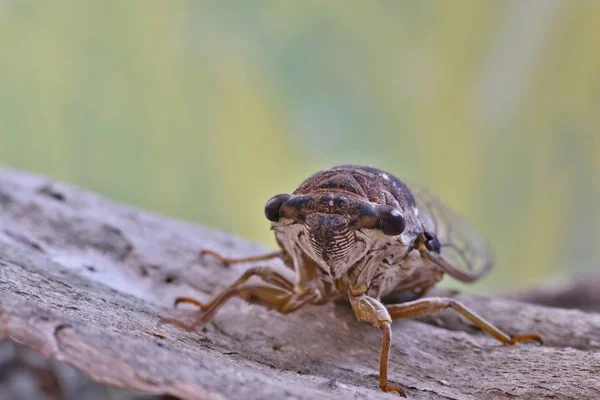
379,321,405,396
163,284,317,332
162,265,316,332
200,249,282,267
386,297,542,345
174,266,295,311
348,290,406,397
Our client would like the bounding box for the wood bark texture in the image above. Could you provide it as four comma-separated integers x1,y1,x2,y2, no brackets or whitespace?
0,167,598,400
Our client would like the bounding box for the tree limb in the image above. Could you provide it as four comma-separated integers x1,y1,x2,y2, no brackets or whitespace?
0,167,599,400
510,278,600,313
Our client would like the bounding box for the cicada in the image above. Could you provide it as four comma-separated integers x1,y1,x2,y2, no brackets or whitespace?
163,165,541,397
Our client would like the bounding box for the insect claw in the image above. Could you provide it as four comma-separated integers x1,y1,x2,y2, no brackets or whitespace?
200,249,231,267
174,296,209,310
506,333,544,345
380,384,407,397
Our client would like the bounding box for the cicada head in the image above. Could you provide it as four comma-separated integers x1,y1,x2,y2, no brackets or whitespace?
265,166,422,277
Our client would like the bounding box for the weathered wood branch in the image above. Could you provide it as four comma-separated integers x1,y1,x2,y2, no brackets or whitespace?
0,167,599,400
511,278,600,313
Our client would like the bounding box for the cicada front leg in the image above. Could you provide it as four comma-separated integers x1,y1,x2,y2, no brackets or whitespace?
347,287,407,397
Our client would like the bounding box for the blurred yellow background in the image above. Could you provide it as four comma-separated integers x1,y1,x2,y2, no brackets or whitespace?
0,1,598,292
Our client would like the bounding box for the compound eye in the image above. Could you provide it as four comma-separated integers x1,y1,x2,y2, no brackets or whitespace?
375,205,406,236
264,194,291,222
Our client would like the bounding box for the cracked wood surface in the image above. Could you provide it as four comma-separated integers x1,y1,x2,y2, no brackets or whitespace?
0,167,599,400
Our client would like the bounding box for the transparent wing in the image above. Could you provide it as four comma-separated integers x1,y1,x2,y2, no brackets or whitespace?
409,184,495,282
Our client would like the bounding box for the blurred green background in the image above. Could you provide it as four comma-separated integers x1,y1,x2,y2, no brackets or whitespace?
0,1,598,292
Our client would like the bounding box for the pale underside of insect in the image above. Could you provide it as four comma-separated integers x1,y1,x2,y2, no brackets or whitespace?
162,165,542,397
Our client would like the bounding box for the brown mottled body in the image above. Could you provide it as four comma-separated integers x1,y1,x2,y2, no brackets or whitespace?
163,165,542,397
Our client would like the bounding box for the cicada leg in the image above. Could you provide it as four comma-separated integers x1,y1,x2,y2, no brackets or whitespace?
160,266,318,332
173,266,295,311
348,290,407,397
200,249,282,267
177,265,295,312
162,285,318,332
385,297,543,345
